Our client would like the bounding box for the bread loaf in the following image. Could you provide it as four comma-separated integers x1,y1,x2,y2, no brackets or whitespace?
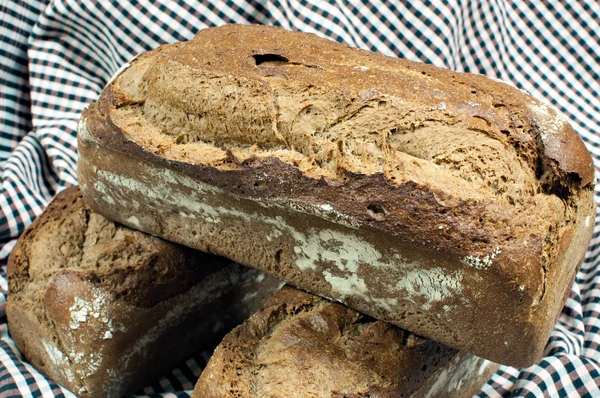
77,24,596,366
7,186,282,397
193,285,498,398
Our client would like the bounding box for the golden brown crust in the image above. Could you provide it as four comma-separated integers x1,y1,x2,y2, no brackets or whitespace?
113,24,594,185
77,24,596,366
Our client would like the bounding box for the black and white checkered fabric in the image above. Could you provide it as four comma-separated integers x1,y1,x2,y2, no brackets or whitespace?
1,1,599,396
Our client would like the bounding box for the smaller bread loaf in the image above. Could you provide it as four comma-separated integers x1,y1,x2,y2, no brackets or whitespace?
7,186,282,398
194,285,498,398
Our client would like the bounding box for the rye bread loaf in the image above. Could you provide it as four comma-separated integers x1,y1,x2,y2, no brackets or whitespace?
77,24,596,366
7,186,281,397
193,285,498,398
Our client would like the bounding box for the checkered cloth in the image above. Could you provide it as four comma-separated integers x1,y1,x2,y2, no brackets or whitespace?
1,1,599,396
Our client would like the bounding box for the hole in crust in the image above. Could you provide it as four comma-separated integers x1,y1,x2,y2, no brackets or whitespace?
253,53,289,66
544,181,571,201
274,249,282,264
367,203,386,221
273,249,283,273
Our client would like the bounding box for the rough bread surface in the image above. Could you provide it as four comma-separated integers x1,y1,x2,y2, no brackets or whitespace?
78,24,596,366
7,186,281,398
193,285,498,398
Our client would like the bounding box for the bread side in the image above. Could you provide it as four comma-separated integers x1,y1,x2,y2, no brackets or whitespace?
193,285,498,398
77,24,596,366
411,351,498,398
7,186,282,397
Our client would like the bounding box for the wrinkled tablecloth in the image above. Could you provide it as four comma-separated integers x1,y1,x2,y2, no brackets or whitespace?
1,1,599,396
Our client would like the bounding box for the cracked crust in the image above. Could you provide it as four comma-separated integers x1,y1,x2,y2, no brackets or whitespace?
193,286,498,398
78,24,596,366
6,186,281,397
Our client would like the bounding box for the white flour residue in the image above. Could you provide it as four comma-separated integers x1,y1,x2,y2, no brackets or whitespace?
93,161,466,319
43,340,66,365
42,340,75,383
69,298,89,329
530,102,569,139
95,162,361,240
279,199,360,229
323,270,368,299
91,179,115,205
265,228,283,242
424,354,493,398
464,100,482,108
105,62,131,87
68,290,122,340
291,228,389,272
372,297,398,313
62,289,127,382
395,267,463,305
77,118,93,143
319,204,333,211
462,246,501,270
125,215,141,228
72,352,103,380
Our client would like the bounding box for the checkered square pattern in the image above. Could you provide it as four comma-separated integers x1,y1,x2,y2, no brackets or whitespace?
1,1,599,396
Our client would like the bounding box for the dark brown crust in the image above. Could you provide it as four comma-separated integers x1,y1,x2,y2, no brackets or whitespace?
8,186,231,308
536,115,595,187
77,24,596,367
411,351,499,398
193,286,471,398
6,186,281,397
83,24,595,272
86,85,546,280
